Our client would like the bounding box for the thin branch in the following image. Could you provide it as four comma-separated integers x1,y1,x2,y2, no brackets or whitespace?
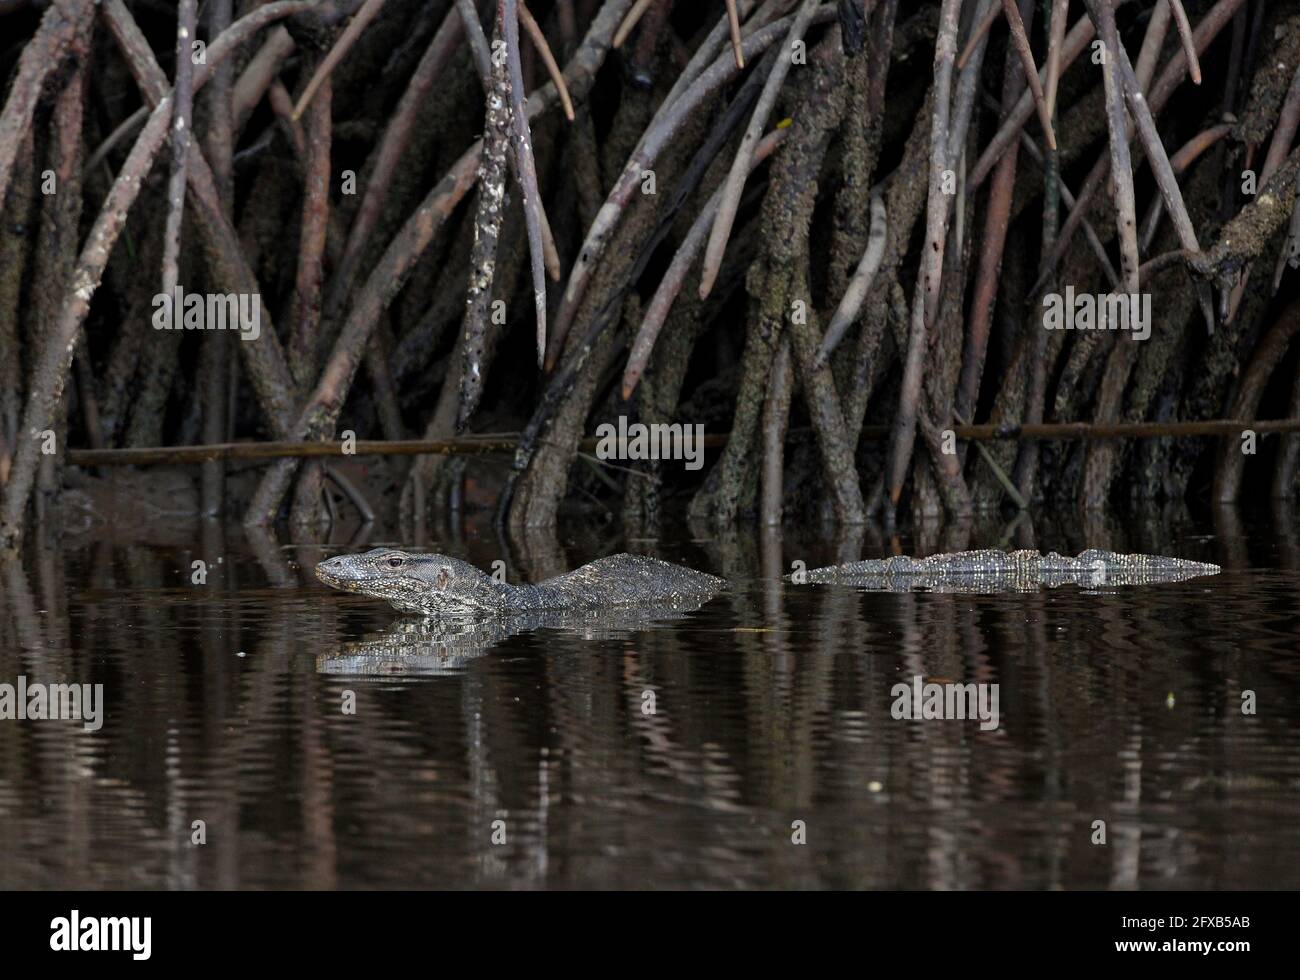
1094,0,1140,295
0,0,95,208
957,2,1041,428
1015,126,1120,288
1133,0,1173,92
547,4,835,369
458,0,561,284
519,1,574,121
622,127,789,399
266,79,307,157
502,0,549,367
1097,1,1214,328
1136,247,1194,280
700,0,818,301
290,69,332,389
957,1,1001,71
458,14,512,431
160,0,199,302
292,0,388,120
323,465,375,522
726,0,745,68
102,0,300,437
999,0,1056,150
1168,0,1202,84
244,0,636,524
1029,0,1245,294
969,3,1133,191
325,6,464,316
82,2,318,175
56,419,1300,469
1140,122,1233,252
659,0,762,116
1042,0,1069,117
816,194,886,368
884,0,961,508
613,0,655,48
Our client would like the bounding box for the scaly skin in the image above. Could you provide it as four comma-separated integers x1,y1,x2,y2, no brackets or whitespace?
794,549,1221,592
316,548,728,617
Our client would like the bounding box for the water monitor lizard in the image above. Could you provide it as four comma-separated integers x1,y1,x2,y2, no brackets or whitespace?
316,548,728,616
317,547,1218,615
792,548,1220,592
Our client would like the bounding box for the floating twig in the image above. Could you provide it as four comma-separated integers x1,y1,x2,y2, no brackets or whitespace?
56,418,1300,470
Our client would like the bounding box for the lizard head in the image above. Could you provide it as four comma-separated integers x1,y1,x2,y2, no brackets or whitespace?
316,548,505,617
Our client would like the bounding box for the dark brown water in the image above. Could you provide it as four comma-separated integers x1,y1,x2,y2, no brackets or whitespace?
2,506,1298,889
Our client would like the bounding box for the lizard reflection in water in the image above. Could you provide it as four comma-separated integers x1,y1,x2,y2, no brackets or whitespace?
316,601,710,676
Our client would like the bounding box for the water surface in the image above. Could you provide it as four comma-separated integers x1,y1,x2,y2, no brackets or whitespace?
2,507,1297,889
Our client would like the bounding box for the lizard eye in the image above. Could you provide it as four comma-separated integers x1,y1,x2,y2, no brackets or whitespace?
386,556,404,568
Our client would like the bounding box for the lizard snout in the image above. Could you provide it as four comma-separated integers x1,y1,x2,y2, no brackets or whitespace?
316,556,356,586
